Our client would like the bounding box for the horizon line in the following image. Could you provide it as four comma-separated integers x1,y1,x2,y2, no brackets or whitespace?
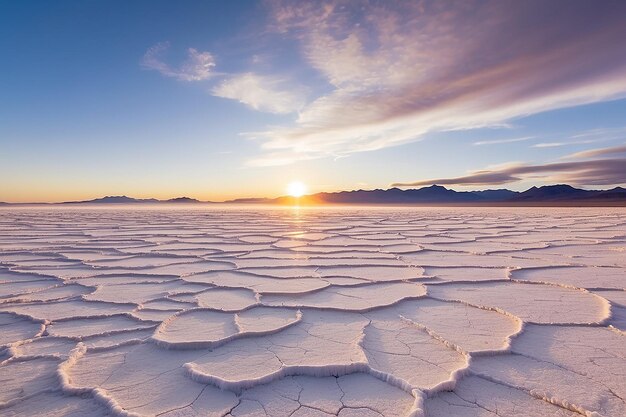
2,183,625,205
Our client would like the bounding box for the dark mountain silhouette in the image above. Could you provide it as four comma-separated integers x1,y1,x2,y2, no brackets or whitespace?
224,184,626,206
510,184,587,201
510,185,626,202
62,196,160,204
273,185,486,204
470,189,519,200
166,197,201,203
596,187,626,199
60,196,204,205
1,185,625,206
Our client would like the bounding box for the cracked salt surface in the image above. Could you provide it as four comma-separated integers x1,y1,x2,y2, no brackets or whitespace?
0,207,624,416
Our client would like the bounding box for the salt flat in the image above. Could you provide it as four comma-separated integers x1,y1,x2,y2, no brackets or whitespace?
0,207,624,417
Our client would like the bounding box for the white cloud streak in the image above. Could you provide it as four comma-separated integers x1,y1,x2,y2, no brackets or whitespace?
564,144,626,160
142,42,215,81
473,137,534,146
212,73,306,114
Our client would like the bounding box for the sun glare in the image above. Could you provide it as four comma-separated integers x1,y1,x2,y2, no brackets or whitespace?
287,181,307,198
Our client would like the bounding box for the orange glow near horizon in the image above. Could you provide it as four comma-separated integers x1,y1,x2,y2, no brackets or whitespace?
0,180,309,204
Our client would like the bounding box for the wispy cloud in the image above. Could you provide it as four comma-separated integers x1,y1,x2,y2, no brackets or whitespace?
564,144,626,159
473,136,534,146
532,142,569,148
570,127,626,140
212,73,306,114
392,151,626,188
246,0,626,165
142,42,215,81
532,139,601,148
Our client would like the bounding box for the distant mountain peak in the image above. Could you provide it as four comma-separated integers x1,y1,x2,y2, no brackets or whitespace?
539,184,578,191
99,195,134,201
91,196,154,203
62,195,159,204
511,184,591,201
167,197,200,203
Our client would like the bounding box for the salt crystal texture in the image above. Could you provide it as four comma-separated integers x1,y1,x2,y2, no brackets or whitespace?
0,207,624,416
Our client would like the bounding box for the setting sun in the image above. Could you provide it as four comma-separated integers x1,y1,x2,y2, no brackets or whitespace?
286,181,307,198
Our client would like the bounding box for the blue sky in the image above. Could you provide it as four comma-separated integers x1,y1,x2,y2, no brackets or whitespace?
1,0,626,202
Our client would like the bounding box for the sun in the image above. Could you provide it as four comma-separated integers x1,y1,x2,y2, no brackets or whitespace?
286,181,307,198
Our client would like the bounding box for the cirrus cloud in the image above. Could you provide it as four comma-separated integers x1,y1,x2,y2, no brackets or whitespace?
473,137,535,146
564,144,626,160
212,73,306,114
142,42,216,81
247,0,626,166
392,145,626,187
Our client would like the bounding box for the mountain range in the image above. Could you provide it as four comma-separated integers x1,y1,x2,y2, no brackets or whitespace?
3,184,623,206
62,196,203,204
256,184,626,205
